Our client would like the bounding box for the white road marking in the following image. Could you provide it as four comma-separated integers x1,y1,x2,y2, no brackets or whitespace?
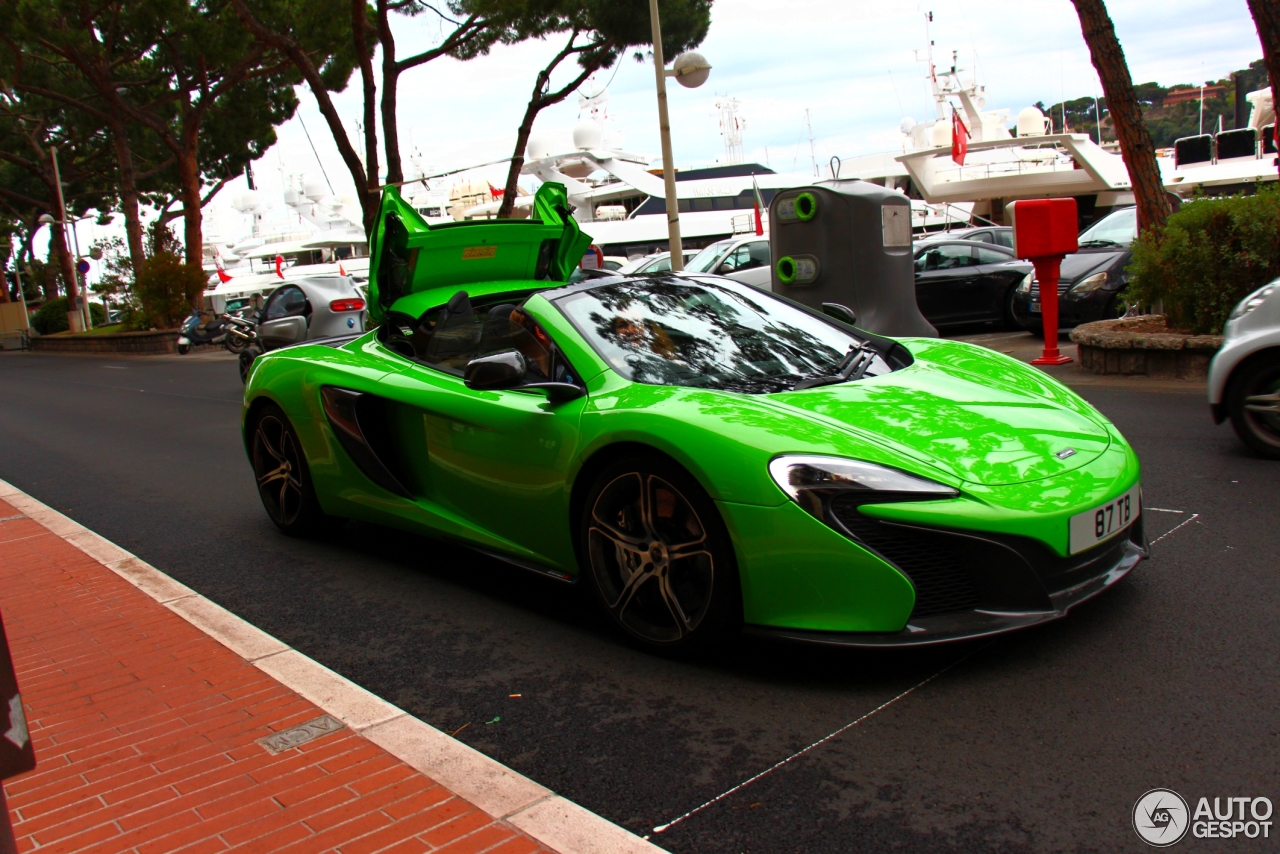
1146,507,1185,513
651,641,993,836
1150,513,1201,546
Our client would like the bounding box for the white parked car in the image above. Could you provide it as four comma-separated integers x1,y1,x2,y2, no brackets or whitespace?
681,235,773,290
1208,278,1280,458
616,249,698,275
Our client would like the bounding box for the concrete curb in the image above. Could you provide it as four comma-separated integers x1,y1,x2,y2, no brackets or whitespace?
0,477,664,854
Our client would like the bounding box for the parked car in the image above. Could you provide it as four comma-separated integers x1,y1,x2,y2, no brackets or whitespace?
1010,207,1136,333
1209,278,1280,459
240,182,1148,653
616,249,699,275
237,276,367,382
912,239,1032,329
918,225,1014,250
681,235,772,289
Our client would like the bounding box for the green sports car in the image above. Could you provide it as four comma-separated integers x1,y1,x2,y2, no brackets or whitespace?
241,183,1147,652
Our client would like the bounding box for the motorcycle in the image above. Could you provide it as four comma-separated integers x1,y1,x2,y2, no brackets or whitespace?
223,313,258,355
176,309,230,355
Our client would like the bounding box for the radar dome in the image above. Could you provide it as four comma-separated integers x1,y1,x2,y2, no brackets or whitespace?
930,121,952,148
527,135,553,161
303,180,327,202
232,190,261,212
282,187,301,207
1017,106,1049,137
900,117,916,135
572,120,603,151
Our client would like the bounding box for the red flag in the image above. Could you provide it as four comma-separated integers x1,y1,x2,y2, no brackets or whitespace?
752,175,765,236
951,108,969,166
338,262,348,277
275,254,285,279
488,183,505,199
213,246,232,283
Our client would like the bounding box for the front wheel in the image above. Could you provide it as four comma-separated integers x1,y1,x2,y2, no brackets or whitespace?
249,403,326,534
1227,352,1280,459
239,345,261,385
579,453,741,654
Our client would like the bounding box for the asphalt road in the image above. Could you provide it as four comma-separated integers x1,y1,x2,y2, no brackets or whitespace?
1,347,1276,853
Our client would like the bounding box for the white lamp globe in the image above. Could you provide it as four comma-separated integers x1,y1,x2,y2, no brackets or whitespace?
671,52,711,89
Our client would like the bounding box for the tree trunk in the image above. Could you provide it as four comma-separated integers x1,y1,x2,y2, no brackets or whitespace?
378,0,403,187
176,148,205,309
1070,0,1171,234
353,0,379,196
498,97,545,220
1246,0,1280,177
109,122,147,278
49,221,78,315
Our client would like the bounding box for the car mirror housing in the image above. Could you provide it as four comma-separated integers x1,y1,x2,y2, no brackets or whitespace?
464,350,585,403
464,350,527,390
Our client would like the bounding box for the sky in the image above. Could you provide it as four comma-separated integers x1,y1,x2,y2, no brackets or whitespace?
52,0,1267,276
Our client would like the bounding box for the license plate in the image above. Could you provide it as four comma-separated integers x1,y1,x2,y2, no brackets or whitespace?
1030,301,1041,313
1069,484,1140,554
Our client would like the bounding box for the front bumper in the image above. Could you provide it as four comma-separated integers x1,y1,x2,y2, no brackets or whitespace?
1011,287,1118,330
745,509,1147,648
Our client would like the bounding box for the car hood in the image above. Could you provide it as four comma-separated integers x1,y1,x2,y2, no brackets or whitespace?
1056,248,1127,283
762,339,1112,487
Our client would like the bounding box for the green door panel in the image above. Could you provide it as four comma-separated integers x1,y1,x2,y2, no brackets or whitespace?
718,499,916,632
375,366,585,569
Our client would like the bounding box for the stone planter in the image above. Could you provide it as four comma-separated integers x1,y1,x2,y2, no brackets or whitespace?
1070,316,1221,380
30,329,180,355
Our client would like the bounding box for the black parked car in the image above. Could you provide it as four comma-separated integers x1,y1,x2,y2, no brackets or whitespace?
912,239,1033,329
1010,207,1136,333
918,225,1014,250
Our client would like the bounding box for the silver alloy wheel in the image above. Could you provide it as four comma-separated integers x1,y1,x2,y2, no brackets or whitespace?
252,415,305,525
587,472,715,644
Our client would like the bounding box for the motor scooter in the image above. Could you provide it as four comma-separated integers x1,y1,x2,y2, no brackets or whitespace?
177,309,229,354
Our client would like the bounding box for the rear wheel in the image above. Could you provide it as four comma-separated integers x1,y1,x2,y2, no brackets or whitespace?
1003,286,1021,330
580,453,741,653
250,403,326,534
1227,352,1280,459
239,345,261,384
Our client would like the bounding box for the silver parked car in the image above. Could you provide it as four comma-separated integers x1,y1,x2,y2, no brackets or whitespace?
238,276,367,382
1208,278,1280,458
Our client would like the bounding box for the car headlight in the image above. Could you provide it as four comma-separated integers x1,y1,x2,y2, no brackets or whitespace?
1069,272,1108,293
1229,283,1277,320
1017,273,1033,294
768,455,959,520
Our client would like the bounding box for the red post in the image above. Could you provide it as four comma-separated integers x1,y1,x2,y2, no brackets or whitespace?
1008,197,1079,367
1030,255,1073,365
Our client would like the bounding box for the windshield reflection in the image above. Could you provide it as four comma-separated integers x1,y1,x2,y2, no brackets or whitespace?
556,277,890,394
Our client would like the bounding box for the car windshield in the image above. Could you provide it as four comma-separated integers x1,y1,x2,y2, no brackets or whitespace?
684,239,734,273
555,277,891,394
1078,208,1137,247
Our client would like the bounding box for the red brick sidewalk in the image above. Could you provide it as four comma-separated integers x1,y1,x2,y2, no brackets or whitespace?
0,495,553,854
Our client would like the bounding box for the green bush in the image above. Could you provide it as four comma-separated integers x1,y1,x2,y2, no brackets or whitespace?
28,298,110,334
1127,187,1280,334
132,252,204,329
31,297,70,335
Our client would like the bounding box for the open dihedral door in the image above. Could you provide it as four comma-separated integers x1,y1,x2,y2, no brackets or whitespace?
367,182,590,324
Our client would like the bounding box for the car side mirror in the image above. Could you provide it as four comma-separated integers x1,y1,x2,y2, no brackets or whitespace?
464,349,586,403
717,262,734,274
822,303,858,326
464,350,527,390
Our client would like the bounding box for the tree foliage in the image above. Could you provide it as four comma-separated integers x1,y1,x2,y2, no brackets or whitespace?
1127,187,1280,334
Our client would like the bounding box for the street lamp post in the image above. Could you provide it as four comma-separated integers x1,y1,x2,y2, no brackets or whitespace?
646,0,710,272
41,146,90,332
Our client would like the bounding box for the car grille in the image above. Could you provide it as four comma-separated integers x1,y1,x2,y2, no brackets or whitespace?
829,499,979,618
1029,280,1071,298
